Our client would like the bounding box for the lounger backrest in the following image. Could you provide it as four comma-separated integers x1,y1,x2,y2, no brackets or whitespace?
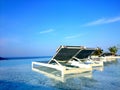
53,48,80,61
75,50,95,59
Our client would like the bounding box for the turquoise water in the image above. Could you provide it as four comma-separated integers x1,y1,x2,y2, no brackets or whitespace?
0,58,120,90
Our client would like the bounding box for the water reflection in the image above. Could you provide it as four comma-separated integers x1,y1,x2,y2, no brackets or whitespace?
104,59,119,66
52,76,98,90
92,66,104,71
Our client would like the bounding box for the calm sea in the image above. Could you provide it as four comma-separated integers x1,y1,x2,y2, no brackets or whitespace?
0,57,120,90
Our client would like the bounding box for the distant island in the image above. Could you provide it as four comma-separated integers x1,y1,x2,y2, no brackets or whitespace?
0,57,7,60
0,56,52,60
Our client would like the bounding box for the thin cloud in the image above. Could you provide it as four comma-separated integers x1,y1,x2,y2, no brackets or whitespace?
39,29,54,34
83,16,120,26
65,34,82,39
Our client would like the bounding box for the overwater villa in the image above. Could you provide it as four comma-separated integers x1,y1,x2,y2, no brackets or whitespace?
32,46,103,78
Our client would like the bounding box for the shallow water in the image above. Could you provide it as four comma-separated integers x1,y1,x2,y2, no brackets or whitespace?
0,58,120,90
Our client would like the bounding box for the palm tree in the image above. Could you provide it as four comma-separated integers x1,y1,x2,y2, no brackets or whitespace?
108,46,118,55
93,47,103,56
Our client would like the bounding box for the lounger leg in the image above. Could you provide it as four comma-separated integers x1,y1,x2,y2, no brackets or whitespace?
61,69,64,78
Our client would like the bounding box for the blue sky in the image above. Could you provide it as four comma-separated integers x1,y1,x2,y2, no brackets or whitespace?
0,0,120,57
